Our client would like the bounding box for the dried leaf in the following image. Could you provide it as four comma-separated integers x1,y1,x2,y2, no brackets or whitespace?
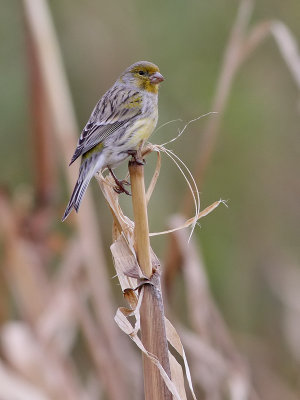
150,200,227,237
165,319,197,400
169,352,187,400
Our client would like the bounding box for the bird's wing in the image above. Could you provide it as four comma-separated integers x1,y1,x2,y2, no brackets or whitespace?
69,87,142,165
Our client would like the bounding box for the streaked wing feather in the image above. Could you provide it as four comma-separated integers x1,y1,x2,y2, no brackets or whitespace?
70,88,142,164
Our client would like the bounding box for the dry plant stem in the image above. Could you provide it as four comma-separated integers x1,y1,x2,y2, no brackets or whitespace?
0,193,49,321
140,286,172,400
25,21,56,207
129,161,152,277
129,161,172,400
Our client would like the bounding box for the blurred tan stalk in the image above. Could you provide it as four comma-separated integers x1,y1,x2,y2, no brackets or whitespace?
26,17,56,210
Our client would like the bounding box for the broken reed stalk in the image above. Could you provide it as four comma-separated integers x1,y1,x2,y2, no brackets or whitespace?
128,160,172,400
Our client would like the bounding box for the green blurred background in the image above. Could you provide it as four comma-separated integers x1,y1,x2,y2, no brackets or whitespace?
1,0,300,396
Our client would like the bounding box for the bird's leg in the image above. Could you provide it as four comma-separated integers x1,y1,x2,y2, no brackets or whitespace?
128,141,146,165
108,168,131,195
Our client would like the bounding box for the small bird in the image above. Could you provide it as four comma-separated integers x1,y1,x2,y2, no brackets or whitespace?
62,61,164,221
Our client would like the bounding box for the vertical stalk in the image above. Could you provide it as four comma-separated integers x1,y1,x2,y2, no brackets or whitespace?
26,21,56,207
129,160,172,400
129,161,152,278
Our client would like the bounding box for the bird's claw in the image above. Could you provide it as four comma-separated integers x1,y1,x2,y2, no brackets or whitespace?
114,179,131,195
108,167,131,195
127,150,146,165
113,183,131,196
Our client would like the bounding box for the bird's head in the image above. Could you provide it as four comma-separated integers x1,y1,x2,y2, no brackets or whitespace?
120,61,164,94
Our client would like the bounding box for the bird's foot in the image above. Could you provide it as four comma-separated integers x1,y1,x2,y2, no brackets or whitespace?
113,179,131,196
108,168,131,196
127,150,146,165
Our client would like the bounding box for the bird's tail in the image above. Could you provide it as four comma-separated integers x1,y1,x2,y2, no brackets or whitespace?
62,156,98,221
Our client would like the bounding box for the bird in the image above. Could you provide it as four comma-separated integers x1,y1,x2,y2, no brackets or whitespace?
62,61,164,221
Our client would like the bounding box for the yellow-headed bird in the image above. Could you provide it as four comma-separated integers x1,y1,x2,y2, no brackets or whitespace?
62,61,164,221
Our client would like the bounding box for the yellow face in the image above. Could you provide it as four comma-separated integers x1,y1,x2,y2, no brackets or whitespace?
121,61,164,93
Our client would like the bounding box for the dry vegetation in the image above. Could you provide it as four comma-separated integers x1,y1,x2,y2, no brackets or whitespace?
0,0,299,399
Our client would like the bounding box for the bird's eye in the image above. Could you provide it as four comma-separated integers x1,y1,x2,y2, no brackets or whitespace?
138,70,145,76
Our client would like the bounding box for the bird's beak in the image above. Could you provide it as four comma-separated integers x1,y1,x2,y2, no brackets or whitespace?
150,72,164,84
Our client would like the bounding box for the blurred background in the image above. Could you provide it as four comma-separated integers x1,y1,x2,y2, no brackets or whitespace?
0,0,299,399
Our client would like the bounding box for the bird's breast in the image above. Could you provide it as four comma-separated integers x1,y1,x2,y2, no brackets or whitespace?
127,114,158,147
